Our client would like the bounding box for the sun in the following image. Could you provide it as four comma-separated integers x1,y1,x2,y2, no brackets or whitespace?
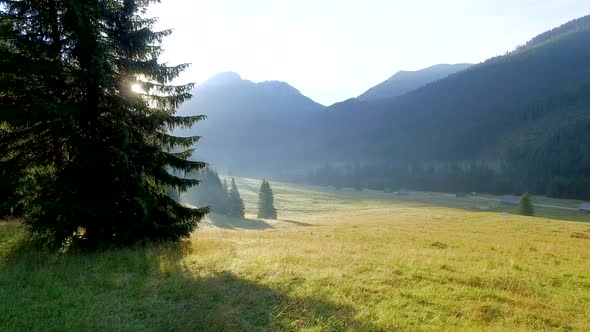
131,83,145,94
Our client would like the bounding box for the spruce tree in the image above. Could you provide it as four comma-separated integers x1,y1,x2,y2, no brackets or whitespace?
222,179,229,196
257,180,277,219
517,192,535,216
0,164,19,217
206,170,230,215
0,129,21,216
0,1,207,248
220,178,230,214
192,168,230,215
228,178,245,218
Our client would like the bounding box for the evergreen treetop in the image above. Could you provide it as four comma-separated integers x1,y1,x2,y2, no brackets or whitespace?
257,179,277,219
517,192,535,216
228,178,245,218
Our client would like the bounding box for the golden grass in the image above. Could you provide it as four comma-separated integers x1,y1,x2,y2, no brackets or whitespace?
194,213,590,330
1,179,589,331
193,178,590,330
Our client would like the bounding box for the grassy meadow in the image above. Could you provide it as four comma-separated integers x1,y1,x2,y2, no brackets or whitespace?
1,178,590,331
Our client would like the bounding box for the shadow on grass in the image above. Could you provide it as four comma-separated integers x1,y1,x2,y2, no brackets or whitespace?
207,213,273,230
0,227,379,331
281,219,313,227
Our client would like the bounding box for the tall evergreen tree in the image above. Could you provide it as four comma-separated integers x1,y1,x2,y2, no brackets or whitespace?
517,192,535,216
0,0,207,248
182,168,232,214
228,178,245,218
0,124,21,217
257,179,277,219
222,179,229,195
0,161,20,217
205,170,230,214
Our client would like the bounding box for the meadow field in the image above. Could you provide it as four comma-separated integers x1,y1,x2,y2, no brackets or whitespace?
1,178,590,331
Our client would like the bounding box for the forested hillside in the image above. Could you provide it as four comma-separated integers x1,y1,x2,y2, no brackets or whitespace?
304,15,590,198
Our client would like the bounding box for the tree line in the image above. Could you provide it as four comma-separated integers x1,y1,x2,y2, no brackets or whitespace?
305,157,590,200
179,168,278,220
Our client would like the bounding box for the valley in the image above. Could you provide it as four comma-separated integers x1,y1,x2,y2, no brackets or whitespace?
2,3,590,331
2,179,589,331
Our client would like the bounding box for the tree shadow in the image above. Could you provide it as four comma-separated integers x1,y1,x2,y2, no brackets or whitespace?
0,231,381,331
281,219,313,227
207,213,273,230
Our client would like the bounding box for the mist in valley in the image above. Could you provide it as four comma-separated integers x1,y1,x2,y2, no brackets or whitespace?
2,1,590,330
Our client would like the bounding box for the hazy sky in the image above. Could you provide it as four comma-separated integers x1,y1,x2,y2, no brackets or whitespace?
149,0,590,105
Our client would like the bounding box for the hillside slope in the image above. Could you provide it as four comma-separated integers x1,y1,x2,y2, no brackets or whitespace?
357,63,472,102
299,15,590,198
321,16,590,158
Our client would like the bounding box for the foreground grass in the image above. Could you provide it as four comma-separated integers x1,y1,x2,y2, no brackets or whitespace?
1,179,590,331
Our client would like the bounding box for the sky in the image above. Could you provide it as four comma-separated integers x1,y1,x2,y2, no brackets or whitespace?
148,0,590,106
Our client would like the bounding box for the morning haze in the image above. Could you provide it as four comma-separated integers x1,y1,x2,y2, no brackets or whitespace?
150,0,590,105
2,1,590,330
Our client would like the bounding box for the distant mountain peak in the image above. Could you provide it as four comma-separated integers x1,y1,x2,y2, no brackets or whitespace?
202,71,244,86
258,80,304,95
197,72,321,107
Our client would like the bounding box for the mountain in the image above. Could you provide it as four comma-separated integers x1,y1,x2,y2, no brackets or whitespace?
177,72,325,175
320,15,590,161
179,15,590,199
356,63,472,102
306,14,590,198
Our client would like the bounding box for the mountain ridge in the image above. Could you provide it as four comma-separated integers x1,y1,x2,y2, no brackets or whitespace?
356,63,473,102
178,14,590,198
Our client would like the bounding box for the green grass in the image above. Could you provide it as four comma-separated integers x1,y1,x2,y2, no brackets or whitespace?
1,179,590,331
